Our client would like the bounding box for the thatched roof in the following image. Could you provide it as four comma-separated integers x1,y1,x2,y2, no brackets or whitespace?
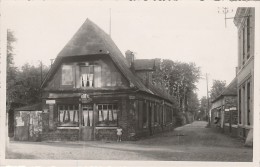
41,19,174,103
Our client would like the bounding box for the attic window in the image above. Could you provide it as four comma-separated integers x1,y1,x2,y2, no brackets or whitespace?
81,65,94,87
79,63,102,88
61,65,73,85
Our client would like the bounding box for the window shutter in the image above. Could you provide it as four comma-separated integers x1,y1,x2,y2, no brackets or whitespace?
94,65,101,87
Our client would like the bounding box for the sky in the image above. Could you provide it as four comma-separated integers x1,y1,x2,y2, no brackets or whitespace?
3,1,240,99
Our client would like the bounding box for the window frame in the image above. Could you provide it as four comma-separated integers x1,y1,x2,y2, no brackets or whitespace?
61,64,74,86
96,103,119,127
80,64,95,88
58,104,79,127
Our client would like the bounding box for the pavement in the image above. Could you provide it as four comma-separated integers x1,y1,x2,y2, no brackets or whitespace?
5,121,253,161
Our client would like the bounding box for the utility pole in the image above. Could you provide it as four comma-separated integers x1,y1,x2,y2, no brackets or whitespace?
206,73,210,125
218,7,233,28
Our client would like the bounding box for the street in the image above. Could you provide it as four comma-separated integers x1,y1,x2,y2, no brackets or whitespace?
6,121,252,161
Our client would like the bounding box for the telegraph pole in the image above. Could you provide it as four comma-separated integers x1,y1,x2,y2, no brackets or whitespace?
218,7,233,28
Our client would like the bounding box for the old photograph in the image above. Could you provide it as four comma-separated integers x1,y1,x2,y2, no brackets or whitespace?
1,1,259,166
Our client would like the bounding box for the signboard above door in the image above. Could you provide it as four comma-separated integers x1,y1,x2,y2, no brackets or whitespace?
80,93,92,103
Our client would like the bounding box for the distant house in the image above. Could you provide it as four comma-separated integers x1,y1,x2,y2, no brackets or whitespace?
210,78,238,136
13,19,179,141
233,8,254,145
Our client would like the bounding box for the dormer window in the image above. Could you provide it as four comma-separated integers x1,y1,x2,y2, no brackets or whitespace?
81,65,94,87
79,62,101,88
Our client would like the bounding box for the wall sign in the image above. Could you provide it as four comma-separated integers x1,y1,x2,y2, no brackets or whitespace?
46,100,56,104
80,93,92,103
129,95,135,100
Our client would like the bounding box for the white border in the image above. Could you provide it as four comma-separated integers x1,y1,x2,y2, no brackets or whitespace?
1,1,260,167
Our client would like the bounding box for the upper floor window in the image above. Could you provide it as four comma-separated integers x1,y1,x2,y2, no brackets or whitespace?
79,62,102,88
242,28,246,65
247,17,250,58
61,65,73,85
81,65,94,87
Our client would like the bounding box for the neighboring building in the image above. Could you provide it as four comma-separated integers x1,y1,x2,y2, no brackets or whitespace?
12,19,178,141
210,78,238,137
13,103,43,141
234,8,254,144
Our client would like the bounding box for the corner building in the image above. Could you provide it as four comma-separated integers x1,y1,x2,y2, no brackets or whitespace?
40,19,177,141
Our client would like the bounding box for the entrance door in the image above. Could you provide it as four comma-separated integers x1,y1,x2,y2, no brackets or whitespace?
81,104,94,140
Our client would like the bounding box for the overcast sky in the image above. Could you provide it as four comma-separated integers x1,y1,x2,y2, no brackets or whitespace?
3,1,240,99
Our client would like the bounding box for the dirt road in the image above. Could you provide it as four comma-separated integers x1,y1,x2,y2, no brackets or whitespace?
6,121,252,161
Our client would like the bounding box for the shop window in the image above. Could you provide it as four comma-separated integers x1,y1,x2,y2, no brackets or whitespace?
143,102,148,128
97,104,118,126
239,88,241,124
138,101,143,129
58,105,79,127
61,65,73,85
154,104,158,123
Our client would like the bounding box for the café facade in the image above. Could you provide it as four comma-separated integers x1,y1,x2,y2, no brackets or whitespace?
14,19,178,141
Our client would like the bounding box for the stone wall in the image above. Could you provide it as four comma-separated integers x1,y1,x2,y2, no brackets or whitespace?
95,128,117,141
42,129,79,141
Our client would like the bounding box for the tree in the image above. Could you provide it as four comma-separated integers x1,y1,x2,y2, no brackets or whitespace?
6,30,19,111
210,80,226,100
6,30,49,108
152,59,201,113
17,63,49,104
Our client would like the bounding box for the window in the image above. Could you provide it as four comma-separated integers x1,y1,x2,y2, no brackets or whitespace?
58,105,79,127
61,65,73,85
238,88,242,124
97,104,118,126
166,106,172,124
247,17,250,58
154,104,158,123
247,82,250,125
143,102,148,128
81,65,94,87
242,85,246,124
80,63,101,88
138,101,143,129
242,28,246,65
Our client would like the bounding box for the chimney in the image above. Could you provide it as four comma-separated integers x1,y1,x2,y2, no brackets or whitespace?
125,50,135,68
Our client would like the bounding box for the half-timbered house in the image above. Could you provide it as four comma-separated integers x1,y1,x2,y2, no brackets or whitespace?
35,19,177,141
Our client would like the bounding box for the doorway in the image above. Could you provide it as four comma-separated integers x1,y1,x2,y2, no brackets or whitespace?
81,104,94,140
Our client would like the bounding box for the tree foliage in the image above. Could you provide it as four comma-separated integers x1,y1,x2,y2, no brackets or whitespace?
6,30,49,109
197,96,208,120
210,80,226,100
6,30,18,110
152,59,201,114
